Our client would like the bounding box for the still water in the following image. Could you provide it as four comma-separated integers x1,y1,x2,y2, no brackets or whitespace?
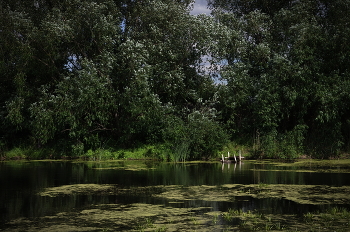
1,160,350,231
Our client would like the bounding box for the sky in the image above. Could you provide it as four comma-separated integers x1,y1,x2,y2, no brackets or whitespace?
191,0,211,15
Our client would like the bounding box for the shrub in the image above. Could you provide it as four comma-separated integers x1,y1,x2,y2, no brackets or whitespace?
162,113,229,161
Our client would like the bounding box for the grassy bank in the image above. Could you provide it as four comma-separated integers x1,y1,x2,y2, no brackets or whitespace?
1,141,348,161
0,145,163,161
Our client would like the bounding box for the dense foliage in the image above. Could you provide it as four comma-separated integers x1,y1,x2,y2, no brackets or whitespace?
209,0,350,158
1,0,350,159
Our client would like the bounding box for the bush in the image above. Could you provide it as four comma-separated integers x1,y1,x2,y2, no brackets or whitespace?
257,125,306,159
5,148,26,160
162,113,229,161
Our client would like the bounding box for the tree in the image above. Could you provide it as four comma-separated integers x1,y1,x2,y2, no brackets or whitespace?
1,0,228,159
111,0,228,153
211,0,350,158
2,0,122,152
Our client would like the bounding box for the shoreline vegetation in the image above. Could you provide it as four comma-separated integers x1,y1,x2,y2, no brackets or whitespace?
1,142,350,162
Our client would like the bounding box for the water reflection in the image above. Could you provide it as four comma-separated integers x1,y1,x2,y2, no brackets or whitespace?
1,160,350,228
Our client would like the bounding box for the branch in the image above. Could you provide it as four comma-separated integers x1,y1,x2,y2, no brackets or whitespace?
89,123,112,133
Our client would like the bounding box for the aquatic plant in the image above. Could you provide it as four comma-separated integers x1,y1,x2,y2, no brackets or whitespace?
303,212,314,222
222,212,233,222
264,222,274,231
258,182,269,188
191,217,200,225
222,226,233,232
135,218,155,231
212,213,219,225
274,222,284,230
226,208,245,216
169,141,190,162
154,226,167,232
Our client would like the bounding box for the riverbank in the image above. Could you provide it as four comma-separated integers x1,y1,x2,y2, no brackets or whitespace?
1,143,350,161
0,145,164,161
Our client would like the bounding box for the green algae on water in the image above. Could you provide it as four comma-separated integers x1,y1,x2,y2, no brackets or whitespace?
38,184,117,197
5,202,350,232
275,159,350,173
154,184,350,205
38,184,166,197
38,182,350,205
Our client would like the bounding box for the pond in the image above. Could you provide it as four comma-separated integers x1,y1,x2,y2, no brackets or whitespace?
1,160,350,231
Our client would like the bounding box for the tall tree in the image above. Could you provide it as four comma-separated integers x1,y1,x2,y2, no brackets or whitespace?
212,0,350,158
1,0,228,158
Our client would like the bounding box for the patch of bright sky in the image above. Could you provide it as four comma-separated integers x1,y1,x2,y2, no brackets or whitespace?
190,0,212,15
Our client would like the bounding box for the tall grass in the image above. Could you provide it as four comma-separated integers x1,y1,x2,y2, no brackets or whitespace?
169,141,190,162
